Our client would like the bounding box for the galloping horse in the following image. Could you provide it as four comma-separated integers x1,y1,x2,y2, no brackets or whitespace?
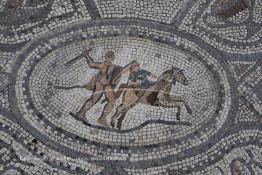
110,66,192,129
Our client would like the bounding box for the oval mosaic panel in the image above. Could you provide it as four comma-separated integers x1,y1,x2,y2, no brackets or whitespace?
9,21,236,173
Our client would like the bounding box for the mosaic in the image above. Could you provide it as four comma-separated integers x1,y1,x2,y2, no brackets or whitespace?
0,0,261,174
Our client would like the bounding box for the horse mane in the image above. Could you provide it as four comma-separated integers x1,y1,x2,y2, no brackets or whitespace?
158,68,174,81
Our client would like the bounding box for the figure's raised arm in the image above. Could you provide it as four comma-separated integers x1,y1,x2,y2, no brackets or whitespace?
83,48,103,69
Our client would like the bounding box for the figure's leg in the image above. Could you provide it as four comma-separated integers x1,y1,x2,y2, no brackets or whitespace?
116,99,139,129
114,84,128,99
76,83,103,119
97,85,116,127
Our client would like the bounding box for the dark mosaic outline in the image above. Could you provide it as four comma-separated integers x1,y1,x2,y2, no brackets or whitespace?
69,112,192,133
171,0,196,26
178,0,262,60
0,0,91,52
0,0,55,26
83,0,101,19
0,107,92,174
201,0,261,39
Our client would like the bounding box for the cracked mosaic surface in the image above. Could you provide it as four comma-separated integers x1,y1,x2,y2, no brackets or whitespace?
0,0,261,174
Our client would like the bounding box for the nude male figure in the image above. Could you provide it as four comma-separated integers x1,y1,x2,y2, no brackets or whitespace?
76,47,138,127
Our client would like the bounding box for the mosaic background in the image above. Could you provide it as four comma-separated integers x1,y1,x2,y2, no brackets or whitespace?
0,0,261,174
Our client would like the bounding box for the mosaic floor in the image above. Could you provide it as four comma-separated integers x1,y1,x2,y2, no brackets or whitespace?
0,0,261,174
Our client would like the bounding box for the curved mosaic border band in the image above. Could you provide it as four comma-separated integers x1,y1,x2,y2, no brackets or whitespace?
7,19,241,173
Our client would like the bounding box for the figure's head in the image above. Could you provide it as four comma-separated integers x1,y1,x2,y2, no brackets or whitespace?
172,66,189,85
130,61,140,72
105,51,115,62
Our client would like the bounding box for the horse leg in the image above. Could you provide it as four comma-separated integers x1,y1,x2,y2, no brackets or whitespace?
164,95,192,115
117,111,127,130
158,101,182,121
116,103,133,130
110,105,121,128
113,86,142,129
110,103,127,128
184,101,192,115
176,105,181,121
76,83,103,119
116,100,139,129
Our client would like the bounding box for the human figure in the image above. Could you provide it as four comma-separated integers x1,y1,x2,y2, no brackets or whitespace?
76,48,138,127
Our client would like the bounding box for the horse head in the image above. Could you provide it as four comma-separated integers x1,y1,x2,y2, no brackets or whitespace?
158,66,188,85
172,66,189,85
158,68,175,84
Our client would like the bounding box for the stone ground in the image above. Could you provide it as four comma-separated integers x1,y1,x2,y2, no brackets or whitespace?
0,0,261,174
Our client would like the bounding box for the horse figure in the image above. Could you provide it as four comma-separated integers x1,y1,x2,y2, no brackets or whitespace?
110,66,192,129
